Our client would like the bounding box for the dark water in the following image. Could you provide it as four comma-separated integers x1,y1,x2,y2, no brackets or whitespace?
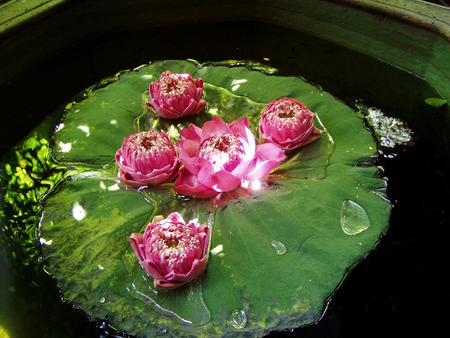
0,21,449,338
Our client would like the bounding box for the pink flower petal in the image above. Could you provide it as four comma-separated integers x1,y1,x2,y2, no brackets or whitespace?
182,257,208,281
197,165,242,192
117,166,177,187
245,143,286,181
182,98,198,115
281,127,322,150
130,233,144,261
180,124,202,143
164,257,207,283
178,140,201,175
201,116,232,141
229,118,256,157
166,212,185,225
173,167,219,198
154,279,186,289
231,158,257,179
245,159,280,181
256,142,286,162
142,259,165,281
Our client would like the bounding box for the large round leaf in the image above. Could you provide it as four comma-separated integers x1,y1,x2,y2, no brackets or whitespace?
41,60,390,337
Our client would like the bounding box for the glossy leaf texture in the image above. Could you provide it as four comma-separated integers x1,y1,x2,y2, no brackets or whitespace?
41,60,390,337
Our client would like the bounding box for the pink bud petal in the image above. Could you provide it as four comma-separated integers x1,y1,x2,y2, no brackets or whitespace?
130,233,145,261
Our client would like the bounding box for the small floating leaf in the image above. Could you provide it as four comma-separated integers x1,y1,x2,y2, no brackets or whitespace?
424,97,447,108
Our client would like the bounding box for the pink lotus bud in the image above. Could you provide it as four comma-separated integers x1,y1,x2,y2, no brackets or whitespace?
149,71,206,119
174,116,286,198
130,212,210,289
259,97,321,150
115,130,179,186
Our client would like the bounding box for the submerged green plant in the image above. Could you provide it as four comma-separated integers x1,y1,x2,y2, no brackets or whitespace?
0,132,66,270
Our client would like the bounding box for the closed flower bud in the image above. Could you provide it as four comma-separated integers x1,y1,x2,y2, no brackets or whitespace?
130,212,210,289
149,71,206,119
259,97,321,150
115,130,179,186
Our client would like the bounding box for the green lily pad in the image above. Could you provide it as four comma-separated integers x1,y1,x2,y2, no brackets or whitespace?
41,60,390,337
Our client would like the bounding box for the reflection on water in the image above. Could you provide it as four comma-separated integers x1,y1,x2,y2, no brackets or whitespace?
77,125,91,137
58,141,72,153
210,244,224,256
71,201,87,221
231,78,248,92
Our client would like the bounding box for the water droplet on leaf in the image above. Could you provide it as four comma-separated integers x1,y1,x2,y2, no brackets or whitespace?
271,240,287,255
229,309,247,329
340,200,370,235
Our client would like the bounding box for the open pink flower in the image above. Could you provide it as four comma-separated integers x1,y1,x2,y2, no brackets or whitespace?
259,97,321,150
149,71,206,119
115,130,179,187
174,117,286,198
130,212,210,289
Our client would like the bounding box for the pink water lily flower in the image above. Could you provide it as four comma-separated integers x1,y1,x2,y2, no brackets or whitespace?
174,116,286,198
130,212,210,289
259,97,321,150
115,130,179,187
149,71,206,119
